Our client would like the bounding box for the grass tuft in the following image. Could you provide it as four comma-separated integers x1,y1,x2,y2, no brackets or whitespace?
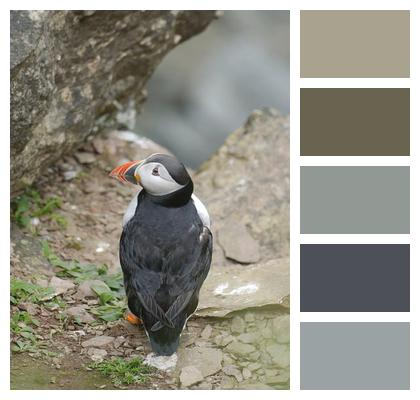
89,357,154,386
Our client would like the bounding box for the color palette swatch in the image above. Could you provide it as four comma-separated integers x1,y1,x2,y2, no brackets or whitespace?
300,88,410,156
300,166,410,234
300,322,410,389
300,244,410,312
299,9,410,390
300,10,410,78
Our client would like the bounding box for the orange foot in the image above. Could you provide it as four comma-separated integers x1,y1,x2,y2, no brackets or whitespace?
125,311,142,325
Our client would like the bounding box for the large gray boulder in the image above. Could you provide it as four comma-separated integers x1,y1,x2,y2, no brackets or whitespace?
10,10,216,196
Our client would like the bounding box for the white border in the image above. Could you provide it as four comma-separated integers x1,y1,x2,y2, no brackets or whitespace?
2,1,419,399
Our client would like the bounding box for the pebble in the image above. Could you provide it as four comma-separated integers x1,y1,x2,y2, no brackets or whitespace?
179,366,203,387
88,348,108,362
200,324,213,340
49,276,75,296
242,368,252,380
65,306,95,324
81,335,115,348
74,279,108,300
222,365,243,382
226,341,255,358
231,316,246,334
113,336,125,349
74,152,96,164
220,375,236,389
63,171,78,181
265,344,289,368
237,332,258,344
221,335,235,347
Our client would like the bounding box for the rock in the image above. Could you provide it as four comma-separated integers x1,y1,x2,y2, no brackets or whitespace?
226,341,255,358
237,332,259,344
63,170,78,181
218,221,260,263
65,306,95,324
265,344,289,368
179,366,203,387
176,347,222,378
222,365,243,382
11,10,216,195
270,315,289,344
74,152,96,165
197,258,289,317
49,276,75,296
18,302,39,315
200,324,213,340
81,335,115,348
221,335,235,347
144,353,178,372
220,375,236,389
113,336,125,349
88,348,107,362
196,381,213,390
262,369,289,385
247,362,261,372
74,279,109,300
194,109,290,267
244,313,255,323
231,316,246,334
242,368,252,380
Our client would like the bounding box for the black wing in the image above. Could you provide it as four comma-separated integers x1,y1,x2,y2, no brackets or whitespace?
120,222,212,331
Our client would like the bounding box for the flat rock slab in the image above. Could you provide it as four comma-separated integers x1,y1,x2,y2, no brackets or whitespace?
81,335,115,348
197,258,289,317
65,306,95,324
179,365,204,387
49,276,75,296
217,220,260,264
176,347,222,378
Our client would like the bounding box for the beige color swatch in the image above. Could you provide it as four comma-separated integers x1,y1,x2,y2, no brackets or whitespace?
301,11,410,77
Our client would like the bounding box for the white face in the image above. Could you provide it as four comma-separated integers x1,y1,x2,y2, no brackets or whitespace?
136,162,184,196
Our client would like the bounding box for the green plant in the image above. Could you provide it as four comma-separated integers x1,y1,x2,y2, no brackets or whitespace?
11,190,67,231
42,241,126,321
10,279,54,305
89,357,154,386
11,311,41,353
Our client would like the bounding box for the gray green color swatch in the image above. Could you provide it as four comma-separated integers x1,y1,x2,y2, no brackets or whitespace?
300,166,410,234
300,244,410,312
300,88,410,156
300,322,410,389
301,10,410,77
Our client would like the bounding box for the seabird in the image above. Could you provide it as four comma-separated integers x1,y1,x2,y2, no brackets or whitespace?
110,153,212,355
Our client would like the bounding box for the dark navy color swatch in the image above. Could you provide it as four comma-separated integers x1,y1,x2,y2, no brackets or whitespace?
300,244,410,312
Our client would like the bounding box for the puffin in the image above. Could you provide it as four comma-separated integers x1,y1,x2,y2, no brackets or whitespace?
110,153,212,356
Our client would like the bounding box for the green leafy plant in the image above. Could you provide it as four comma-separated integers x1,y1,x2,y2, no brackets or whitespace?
11,311,41,353
42,241,126,321
11,190,67,231
89,357,154,386
10,279,54,305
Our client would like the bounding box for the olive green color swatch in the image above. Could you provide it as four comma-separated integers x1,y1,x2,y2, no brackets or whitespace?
301,10,410,78
300,88,410,156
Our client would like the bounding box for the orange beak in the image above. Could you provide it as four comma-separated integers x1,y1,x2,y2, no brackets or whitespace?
109,160,143,185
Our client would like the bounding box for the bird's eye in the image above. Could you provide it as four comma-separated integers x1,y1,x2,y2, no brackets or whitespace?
152,167,159,176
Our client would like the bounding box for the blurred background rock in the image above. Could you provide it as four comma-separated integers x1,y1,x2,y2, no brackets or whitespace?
136,11,290,168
